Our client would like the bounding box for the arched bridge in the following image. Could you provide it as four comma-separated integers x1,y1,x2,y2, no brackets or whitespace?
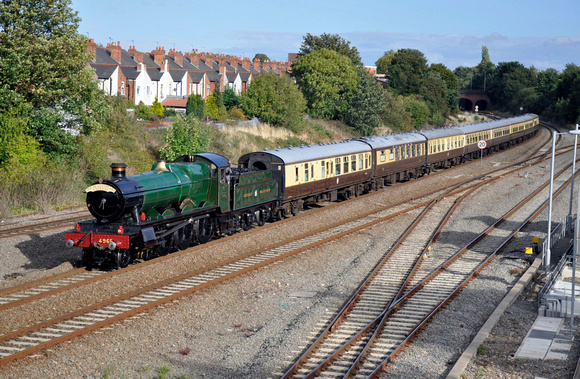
459,90,490,112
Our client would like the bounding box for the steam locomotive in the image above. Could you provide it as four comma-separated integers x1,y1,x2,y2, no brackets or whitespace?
65,114,539,269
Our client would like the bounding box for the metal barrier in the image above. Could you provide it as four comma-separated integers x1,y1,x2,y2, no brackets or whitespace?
538,217,575,317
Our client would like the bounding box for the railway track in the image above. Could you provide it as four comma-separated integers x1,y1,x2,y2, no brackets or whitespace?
280,144,575,378
0,124,564,366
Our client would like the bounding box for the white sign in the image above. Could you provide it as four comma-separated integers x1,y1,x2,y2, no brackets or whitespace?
477,140,487,149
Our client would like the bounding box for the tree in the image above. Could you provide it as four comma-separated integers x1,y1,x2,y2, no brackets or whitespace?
205,94,219,120
487,61,536,113
159,116,211,162
223,87,241,110
241,73,306,129
253,53,270,62
387,49,428,96
292,49,358,120
151,96,164,117
419,72,450,123
0,0,108,144
428,64,459,113
186,94,206,119
402,96,431,129
375,50,396,76
299,33,362,66
343,67,385,135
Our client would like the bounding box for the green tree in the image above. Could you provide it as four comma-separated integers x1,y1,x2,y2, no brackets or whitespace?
151,96,164,117
387,49,428,96
429,63,459,113
299,33,362,66
205,94,219,120
241,73,306,129
375,50,396,76
419,73,450,125
292,49,358,120
402,96,430,129
379,93,413,132
135,101,151,120
186,94,206,119
343,67,385,135
487,61,536,113
223,87,241,110
453,66,474,90
0,0,108,143
534,68,560,115
159,116,211,161
211,86,227,120
253,53,270,62
554,64,580,122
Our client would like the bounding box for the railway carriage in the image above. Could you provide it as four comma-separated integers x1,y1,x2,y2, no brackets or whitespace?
419,128,465,169
238,140,373,215
359,133,427,186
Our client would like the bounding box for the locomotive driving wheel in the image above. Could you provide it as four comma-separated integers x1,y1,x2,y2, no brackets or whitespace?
197,217,215,244
175,221,194,250
115,249,131,269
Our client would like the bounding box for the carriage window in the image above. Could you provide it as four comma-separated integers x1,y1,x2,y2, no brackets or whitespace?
351,155,357,171
359,154,363,170
343,157,349,173
365,155,369,168
395,148,400,160
335,158,341,175
296,167,299,182
321,161,326,178
304,163,309,182
380,151,386,162
418,145,422,155
412,145,416,157
388,149,393,160
407,145,411,158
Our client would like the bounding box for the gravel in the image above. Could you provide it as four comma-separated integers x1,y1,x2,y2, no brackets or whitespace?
1,127,579,379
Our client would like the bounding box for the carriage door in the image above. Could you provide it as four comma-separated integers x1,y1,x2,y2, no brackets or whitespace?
218,167,230,212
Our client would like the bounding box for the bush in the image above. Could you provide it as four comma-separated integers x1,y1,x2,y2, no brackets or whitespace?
186,94,206,119
159,116,212,161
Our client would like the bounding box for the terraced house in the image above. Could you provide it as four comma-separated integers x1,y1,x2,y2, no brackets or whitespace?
87,39,291,108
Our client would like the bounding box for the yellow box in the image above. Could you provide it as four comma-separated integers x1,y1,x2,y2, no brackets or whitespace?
532,237,540,244
525,247,533,255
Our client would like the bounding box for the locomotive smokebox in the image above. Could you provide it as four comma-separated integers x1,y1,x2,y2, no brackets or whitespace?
110,163,127,179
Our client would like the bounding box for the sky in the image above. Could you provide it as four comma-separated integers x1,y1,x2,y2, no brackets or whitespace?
72,0,580,72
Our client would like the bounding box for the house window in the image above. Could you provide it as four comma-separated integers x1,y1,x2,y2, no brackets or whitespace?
121,81,125,96
137,86,140,96
147,86,150,96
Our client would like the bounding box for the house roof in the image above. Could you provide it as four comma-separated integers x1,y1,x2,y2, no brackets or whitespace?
169,70,186,81
94,48,118,64
162,96,188,108
147,68,163,81
189,72,205,83
239,72,251,82
91,63,117,79
182,57,198,70
142,54,160,69
226,72,237,82
120,51,138,66
120,66,140,80
206,71,219,82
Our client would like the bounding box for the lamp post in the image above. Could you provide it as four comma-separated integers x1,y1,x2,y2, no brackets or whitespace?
569,127,580,327
547,131,557,270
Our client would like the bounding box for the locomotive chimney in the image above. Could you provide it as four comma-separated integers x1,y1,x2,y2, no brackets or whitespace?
110,163,127,178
